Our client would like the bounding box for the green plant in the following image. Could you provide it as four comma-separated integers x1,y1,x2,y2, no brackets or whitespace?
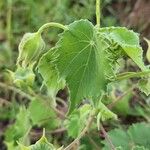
5,0,150,149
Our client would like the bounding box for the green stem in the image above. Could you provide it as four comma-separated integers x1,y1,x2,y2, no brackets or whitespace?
37,22,68,34
96,0,100,28
64,109,96,150
6,0,12,47
115,70,150,81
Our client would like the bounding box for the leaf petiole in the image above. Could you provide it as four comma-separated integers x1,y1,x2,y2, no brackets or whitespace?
115,70,150,81
37,22,68,34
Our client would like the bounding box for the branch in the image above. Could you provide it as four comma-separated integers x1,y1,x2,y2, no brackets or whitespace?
100,124,115,150
64,110,96,150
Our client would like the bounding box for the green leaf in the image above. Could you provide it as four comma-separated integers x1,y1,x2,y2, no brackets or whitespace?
19,130,63,150
38,49,65,104
65,104,92,138
97,102,117,130
54,19,111,112
128,123,150,148
28,98,60,128
5,107,31,142
99,27,147,71
102,122,150,150
8,65,35,89
138,78,150,96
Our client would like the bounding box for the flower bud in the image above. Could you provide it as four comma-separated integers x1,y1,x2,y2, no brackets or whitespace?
17,32,45,67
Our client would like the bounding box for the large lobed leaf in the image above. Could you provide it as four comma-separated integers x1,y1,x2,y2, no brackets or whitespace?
54,20,111,112
38,20,149,113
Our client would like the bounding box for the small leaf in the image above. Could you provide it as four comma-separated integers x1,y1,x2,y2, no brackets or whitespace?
28,98,59,128
5,107,31,142
38,49,65,104
97,102,117,128
138,78,150,96
65,104,92,138
99,27,147,71
8,65,35,89
19,130,62,150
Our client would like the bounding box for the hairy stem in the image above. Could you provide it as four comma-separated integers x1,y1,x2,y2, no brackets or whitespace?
100,124,115,150
96,0,101,28
7,0,12,47
38,22,68,34
64,109,96,150
115,70,150,81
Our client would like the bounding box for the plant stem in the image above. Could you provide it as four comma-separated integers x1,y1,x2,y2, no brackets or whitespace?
38,22,68,34
100,124,115,150
64,109,96,150
6,0,12,47
96,0,101,28
115,70,150,81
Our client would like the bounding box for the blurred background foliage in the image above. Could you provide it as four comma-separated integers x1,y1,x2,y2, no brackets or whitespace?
0,0,150,150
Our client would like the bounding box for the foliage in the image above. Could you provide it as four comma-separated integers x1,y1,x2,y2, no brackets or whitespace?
19,130,63,150
102,122,150,150
0,0,150,149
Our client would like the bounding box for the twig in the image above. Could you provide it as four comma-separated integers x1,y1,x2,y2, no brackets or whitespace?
64,110,96,150
0,82,32,100
100,124,115,150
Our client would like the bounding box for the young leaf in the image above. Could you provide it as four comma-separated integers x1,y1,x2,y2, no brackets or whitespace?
38,49,65,104
65,104,92,138
138,78,150,96
28,98,60,128
97,102,117,130
99,27,147,71
5,107,31,142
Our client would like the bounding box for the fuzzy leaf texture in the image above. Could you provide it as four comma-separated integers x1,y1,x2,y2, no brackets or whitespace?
38,49,65,102
19,131,63,150
65,104,92,138
28,98,60,128
102,122,150,150
98,27,148,71
5,107,31,142
17,32,45,67
52,19,111,112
